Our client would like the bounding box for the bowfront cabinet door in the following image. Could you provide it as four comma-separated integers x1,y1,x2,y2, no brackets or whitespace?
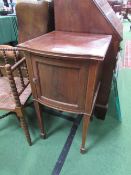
31,55,89,113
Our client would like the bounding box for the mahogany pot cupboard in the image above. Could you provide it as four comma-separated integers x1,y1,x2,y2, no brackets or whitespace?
18,0,123,152
19,31,112,153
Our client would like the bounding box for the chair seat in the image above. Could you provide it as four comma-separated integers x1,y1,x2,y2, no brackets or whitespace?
0,77,31,110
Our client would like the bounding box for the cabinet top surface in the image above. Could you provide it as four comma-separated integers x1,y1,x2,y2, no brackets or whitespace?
18,31,112,60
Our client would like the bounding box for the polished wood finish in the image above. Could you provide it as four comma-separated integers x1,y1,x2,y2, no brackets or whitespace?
54,0,123,119
18,31,112,152
54,0,122,38
19,31,112,59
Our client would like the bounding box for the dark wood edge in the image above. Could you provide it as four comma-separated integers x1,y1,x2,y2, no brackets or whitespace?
17,48,105,61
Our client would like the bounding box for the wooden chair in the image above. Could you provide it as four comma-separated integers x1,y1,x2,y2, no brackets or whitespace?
0,0,54,145
0,47,32,145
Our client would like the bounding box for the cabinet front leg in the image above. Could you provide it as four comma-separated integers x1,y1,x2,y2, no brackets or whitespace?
34,101,46,139
80,114,90,154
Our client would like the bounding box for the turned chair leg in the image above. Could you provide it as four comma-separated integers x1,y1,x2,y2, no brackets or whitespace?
80,114,90,154
19,114,32,146
34,101,46,139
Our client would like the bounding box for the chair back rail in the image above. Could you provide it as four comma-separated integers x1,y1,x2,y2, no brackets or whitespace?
0,47,18,64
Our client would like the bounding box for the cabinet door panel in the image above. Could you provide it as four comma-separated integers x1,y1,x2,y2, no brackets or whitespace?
32,56,89,112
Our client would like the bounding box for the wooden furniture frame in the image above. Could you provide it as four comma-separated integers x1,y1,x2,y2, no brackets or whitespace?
0,48,31,145
18,31,112,153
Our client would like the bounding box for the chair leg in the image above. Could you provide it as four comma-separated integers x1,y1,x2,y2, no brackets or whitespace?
34,101,46,139
80,114,90,154
19,113,32,146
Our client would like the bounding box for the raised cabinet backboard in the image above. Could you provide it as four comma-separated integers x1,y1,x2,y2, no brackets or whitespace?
54,0,122,40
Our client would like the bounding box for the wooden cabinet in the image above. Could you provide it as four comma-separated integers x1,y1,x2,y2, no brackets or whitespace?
54,0,123,119
19,31,112,152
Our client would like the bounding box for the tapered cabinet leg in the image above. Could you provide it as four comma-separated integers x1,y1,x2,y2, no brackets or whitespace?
20,115,32,146
80,114,90,154
34,101,46,139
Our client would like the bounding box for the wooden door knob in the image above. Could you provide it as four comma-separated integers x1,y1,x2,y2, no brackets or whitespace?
33,77,37,84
